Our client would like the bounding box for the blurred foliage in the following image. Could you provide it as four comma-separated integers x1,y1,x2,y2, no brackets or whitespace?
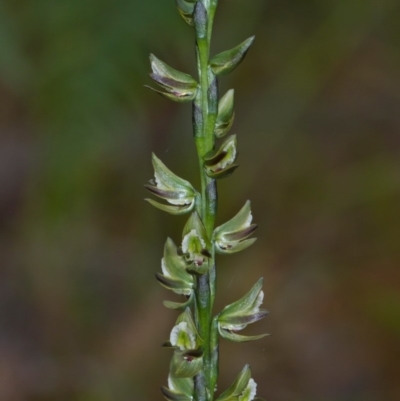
0,0,399,400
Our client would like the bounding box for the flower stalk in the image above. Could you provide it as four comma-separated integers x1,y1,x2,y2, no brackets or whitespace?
145,1,267,401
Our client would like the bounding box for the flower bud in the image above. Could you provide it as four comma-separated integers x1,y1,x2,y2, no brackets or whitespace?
176,0,197,26
147,54,198,102
210,36,255,76
145,153,197,215
218,278,268,342
214,200,257,253
203,135,238,179
215,89,235,138
215,365,260,401
181,212,212,274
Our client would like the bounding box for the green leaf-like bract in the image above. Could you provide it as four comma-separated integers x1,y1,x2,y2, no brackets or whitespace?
210,36,255,76
220,278,263,317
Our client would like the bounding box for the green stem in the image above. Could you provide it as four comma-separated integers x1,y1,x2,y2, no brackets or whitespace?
193,1,219,400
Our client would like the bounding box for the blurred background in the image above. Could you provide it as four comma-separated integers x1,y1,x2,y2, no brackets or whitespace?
0,0,399,400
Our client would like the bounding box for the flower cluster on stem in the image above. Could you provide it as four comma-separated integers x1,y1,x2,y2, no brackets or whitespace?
145,1,267,401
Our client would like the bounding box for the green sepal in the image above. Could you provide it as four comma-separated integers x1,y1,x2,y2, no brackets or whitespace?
214,201,257,253
206,164,239,179
220,278,263,317
203,135,238,179
176,0,196,26
150,54,197,86
215,200,252,235
155,272,194,294
152,153,194,195
219,310,269,327
223,225,258,242
163,293,194,310
170,349,204,378
148,54,198,102
161,386,192,401
218,326,269,343
163,238,194,286
215,89,235,138
145,198,194,215
168,375,194,398
215,237,257,254
145,85,197,103
215,365,251,401
210,36,255,76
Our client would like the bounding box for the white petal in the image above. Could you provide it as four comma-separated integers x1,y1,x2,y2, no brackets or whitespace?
182,230,206,253
239,378,257,401
170,322,196,350
252,290,264,313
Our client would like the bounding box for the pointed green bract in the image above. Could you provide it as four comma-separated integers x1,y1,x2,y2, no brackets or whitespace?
210,36,255,76
220,278,264,317
215,366,260,401
216,365,251,401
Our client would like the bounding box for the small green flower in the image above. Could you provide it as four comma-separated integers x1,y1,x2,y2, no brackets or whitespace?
145,153,197,215
170,322,196,350
204,135,239,179
214,201,258,254
147,54,198,102
156,238,196,311
210,36,255,76
218,278,268,342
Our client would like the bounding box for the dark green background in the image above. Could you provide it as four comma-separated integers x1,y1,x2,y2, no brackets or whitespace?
0,0,399,400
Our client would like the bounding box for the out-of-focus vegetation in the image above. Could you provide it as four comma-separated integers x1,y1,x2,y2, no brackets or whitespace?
0,0,399,400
